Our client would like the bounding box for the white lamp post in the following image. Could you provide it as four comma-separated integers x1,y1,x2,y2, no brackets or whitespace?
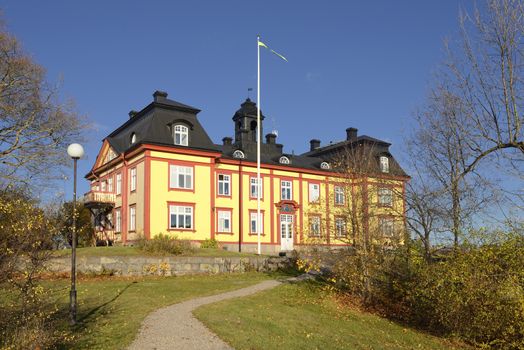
67,143,84,325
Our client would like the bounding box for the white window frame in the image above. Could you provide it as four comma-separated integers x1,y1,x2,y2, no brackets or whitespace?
169,205,193,230
334,186,345,205
233,150,245,159
101,180,107,192
217,210,231,233
279,156,290,164
218,174,231,196
320,162,330,170
309,183,320,203
169,165,193,190
116,173,122,195
130,133,137,144
378,188,393,206
130,168,137,192
115,208,121,232
250,212,264,234
107,177,113,193
129,206,136,231
380,217,394,237
250,177,263,199
380,156,389,173
335,217,346,238
173,125,189,146
281,180,292,200
310,216,321,237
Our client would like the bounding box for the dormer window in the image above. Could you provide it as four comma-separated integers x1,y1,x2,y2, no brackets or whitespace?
130,133,137,145
380,156,389,173
233,150,245,159
279,156,290,165
173,125,188,146
320,162,330,170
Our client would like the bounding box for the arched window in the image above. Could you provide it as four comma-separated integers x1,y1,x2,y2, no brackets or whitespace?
279,156,290,165
380,156,389,173
130,133,137,145
173,125,189,146
320,162,330,170
233,150,245,159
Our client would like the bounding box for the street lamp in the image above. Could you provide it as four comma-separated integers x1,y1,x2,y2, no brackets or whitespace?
67,143,84,325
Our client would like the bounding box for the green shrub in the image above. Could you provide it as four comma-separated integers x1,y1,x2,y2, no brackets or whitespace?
137,234,194,255
200,238,219,249
323,229,524,349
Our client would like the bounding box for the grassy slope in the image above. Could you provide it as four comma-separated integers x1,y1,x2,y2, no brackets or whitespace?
53,246,259,257
194,282,466,350
6,273,272,349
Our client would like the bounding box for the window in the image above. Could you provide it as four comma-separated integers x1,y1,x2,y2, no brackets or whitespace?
101,180,107,192
116,173,122,195
250,212,263,234
169,165,193,189
130,168,137,192
217,210,231,233
129,206,136,231
320,162,330,170
130,133,137,144
310,216,321,237
379,217,394,237
173,125,188,146
378,188,393,206
107,177,113,192
169,205,193,229
218,174,231,196
334,186,345,205
281,180,292,200
309,183,320,202
380,156,389,173
250,177,263,198
279,156,290,164
115,208,121,232
335,217,346,238
233,150,245,159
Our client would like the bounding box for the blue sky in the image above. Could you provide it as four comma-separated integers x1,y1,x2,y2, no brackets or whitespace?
2,0,470,198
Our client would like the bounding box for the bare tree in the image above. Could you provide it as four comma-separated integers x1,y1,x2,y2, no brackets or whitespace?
444,0,524,177
0,25,85,190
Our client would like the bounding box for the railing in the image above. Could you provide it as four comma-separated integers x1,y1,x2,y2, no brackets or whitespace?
83,191,116,205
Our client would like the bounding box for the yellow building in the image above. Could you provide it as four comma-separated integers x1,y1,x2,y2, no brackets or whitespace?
85,91,408,253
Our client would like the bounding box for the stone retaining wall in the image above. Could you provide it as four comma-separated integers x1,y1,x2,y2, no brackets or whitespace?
46,256,291,276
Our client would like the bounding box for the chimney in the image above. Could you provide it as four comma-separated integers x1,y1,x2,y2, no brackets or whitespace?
153,90,168,102
310,139,321,151
266,133,277,144
128,110,138,119
222,137,232,146
346,127,358,141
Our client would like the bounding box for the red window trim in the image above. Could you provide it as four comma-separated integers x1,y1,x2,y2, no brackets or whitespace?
279,178,294,201
216,172,233,198
167,201,196,232
333,185,346,207
215,207,233,234
308,214,322,238
308,181,321,203
377,187,394,207
333,215,348,238
168,162,195,193
248,175,265,201
248,209,266,236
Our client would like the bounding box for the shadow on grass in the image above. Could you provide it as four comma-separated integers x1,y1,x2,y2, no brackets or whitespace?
72,281,137,331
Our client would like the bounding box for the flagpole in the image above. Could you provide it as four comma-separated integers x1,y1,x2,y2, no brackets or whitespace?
256,35,261,256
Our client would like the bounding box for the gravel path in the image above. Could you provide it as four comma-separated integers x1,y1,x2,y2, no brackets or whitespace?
128,279,282,350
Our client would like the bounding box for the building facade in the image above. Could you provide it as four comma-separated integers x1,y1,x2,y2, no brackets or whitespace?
85,91,408,253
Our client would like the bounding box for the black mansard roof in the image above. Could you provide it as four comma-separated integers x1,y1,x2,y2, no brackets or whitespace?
100,91,407,176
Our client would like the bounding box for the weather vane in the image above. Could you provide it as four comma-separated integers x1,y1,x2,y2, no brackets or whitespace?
247,87,253,99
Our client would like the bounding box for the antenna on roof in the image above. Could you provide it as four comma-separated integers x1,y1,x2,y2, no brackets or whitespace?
247,88,253,99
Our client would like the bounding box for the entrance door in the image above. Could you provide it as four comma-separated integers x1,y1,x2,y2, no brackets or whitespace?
280,214,294,251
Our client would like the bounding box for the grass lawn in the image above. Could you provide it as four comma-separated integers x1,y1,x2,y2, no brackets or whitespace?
1,273,276,349
194,281,467,350
53,246,260,258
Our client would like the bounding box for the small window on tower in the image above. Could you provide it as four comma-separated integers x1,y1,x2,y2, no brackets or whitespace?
173,125,189,146
233,150,245,159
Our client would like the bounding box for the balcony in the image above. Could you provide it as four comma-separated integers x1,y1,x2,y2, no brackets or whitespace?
83,191,116,208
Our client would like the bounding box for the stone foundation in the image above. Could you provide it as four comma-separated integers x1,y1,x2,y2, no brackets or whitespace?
46,255,291,276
